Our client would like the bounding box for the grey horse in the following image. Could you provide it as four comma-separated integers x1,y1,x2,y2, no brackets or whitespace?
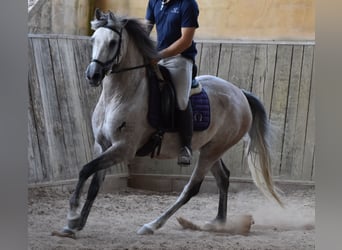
53,9,282,238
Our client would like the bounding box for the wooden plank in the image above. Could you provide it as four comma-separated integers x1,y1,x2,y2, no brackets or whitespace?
251,44,268,102
217,43,233,81
302,53,315,180
198,43,221,76
28,89,39,183
264,45,277,116
251,44,277,115
32,37,68,181
290,46,314,179
227,44,257,90
302,72,315,180
269,45,293,178
28,38,45,182
280,45,304,178
55,38,92,175
311,152,316,180
299,46,315,180
29,38,52,182
249,44,277,117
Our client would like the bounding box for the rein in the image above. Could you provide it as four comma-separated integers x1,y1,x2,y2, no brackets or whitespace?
109,63,150,74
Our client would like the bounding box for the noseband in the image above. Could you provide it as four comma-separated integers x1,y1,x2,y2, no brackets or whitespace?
91,26,149,75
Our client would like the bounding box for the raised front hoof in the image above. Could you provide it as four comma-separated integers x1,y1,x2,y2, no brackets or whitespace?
51,228,76,239
67,216,82,230
137,225,154,235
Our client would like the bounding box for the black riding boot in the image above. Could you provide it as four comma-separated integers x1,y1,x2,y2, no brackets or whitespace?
177,103,193,165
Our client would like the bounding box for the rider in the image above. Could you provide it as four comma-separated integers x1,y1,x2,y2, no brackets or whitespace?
145,0,199,165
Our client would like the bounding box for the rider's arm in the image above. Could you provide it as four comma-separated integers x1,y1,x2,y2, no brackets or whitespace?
158,27,196,59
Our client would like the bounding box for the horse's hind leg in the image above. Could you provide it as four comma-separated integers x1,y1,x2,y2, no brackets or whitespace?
210,159,230,223
207,159,254,235
137,175,204,235
137,153,216,235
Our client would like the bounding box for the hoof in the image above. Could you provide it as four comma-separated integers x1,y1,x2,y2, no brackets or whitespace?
51,227,76,239
137,225,154,235
67,216,81,230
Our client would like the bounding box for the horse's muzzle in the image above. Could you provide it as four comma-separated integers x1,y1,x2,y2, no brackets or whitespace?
85,62,104,87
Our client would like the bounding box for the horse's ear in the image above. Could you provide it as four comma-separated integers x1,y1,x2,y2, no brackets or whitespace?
94,8,102,20
108,11,117,22
91,8,105,30
108,11,123,28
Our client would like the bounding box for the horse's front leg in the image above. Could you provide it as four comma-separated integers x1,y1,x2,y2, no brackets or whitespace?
66,143,105,228
66,169,106,233
53,142,129,238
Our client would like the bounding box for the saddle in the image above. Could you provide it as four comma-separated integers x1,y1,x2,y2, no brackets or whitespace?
136,64,210,158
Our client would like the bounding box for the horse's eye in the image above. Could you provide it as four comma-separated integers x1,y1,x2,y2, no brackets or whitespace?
109,40,117,48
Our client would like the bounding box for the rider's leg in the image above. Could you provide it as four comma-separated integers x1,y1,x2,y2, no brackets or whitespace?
177,102,193,164
159,55,193,165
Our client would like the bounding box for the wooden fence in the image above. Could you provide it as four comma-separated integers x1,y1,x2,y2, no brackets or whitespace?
28,34,315,186
28,34,129,184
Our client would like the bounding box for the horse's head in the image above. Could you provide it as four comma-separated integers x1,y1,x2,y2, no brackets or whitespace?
85,9,128,87
85,9,158,87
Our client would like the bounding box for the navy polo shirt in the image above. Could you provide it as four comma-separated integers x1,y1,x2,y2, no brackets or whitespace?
146,0,199,62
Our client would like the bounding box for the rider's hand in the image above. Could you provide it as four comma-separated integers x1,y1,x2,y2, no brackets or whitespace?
150,52,163,65
150,57,160,65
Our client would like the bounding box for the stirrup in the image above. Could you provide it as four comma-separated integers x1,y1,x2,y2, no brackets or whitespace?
177,146,192,165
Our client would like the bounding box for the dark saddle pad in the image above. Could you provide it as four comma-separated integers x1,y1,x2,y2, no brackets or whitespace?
147,65,210,132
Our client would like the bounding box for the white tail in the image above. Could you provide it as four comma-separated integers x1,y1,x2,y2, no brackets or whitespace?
243,90,283,207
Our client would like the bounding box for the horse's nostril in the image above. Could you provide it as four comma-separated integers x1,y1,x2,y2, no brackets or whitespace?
93,73,101,81
86,69,101,81
85,63,103,81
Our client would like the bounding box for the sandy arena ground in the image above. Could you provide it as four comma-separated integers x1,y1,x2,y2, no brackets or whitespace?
28,185,315,250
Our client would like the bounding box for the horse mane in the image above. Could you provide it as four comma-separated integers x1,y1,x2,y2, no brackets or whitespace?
91,9,158,61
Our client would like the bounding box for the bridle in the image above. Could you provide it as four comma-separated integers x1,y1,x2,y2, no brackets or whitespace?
90,26,150,75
